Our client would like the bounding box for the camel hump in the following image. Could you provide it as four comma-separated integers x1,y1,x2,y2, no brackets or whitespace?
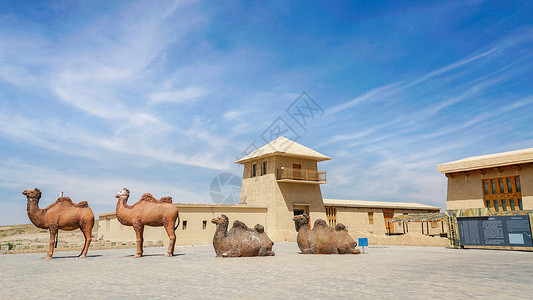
232,220,249,230
139,193,157,202
56,197,74,205
160,196,172,203
335,223,347,231
76,201,89,208
313,219,328,228
56,197,89,208
254,224,264,233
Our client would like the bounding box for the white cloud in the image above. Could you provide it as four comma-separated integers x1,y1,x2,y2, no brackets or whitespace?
149,86,209,103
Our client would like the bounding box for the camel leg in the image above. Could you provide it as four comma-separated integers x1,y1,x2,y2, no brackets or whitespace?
133,223,144,258
259,246,275,256
78,226,92,258
222,249,241,257
302,248,316,254
163,223,176,257
45,226,58,260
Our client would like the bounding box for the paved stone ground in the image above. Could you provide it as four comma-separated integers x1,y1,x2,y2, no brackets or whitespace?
1,242,532,299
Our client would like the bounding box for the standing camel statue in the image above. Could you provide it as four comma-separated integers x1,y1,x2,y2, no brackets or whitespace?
22,188,94,259
115,188,179,258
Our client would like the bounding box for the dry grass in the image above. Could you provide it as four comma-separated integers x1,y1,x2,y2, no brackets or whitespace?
0,223,97,246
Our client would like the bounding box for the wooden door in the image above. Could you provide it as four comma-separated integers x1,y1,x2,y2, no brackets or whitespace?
293,164,301,180
383,209,394,234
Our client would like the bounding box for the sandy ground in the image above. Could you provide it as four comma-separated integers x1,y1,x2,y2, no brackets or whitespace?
1,242,532,299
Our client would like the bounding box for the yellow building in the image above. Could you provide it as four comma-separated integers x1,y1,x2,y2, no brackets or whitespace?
97,136,442,244
437,148,533,211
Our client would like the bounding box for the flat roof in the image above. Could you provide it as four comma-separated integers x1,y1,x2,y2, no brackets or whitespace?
437,147,533,173
235,136,331,164
97,203,267,218
323,199,441,210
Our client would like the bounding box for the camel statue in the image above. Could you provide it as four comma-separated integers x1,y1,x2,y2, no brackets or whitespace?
22,188,94,259
293,214,360,254
115,188,179,258
211,215,275,257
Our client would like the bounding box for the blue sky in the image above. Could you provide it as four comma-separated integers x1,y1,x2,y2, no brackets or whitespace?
0,0,532,225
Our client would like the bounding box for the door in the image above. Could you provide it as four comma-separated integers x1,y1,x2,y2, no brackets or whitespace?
383,209,394,234
293,164,301,180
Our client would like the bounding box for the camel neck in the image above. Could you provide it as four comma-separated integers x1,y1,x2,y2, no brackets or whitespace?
116,196,131,223
27,198,45,228
116,196,130,210
215,223,228,237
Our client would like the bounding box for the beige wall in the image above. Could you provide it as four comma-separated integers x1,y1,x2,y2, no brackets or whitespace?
335,207,444,236
445,163,532,210
98,205,267,246
239,172,327,242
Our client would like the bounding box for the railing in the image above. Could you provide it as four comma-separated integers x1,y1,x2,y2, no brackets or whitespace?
277,167,327,183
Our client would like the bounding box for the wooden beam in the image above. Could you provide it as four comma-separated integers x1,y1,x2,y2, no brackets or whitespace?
477,169,486,175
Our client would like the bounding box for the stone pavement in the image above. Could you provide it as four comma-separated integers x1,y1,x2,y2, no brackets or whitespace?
1,242,532,299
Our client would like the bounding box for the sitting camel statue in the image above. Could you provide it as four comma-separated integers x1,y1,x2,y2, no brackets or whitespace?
211,214,275,257
293,214,360,254
115,188,179,258
22,188,94,259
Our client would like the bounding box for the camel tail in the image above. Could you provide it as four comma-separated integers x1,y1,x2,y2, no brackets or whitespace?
174,211,180,232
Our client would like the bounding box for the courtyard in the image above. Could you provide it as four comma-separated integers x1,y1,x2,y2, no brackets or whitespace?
1,242,532,299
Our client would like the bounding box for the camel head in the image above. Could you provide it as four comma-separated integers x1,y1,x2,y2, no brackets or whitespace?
293,214,309,231
211,214,229,226
115,188,130,199
22,188,41,201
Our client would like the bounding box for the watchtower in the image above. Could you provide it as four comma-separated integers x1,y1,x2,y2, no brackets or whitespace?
235,136,331,241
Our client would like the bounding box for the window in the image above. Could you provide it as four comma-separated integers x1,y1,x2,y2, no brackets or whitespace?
507,178,513,193
262,161,268,175
368,212,374,225
202,220,207,229
483,176,522,212
518,198,523,210
252,164,257,177
325,207,337,227
182,220,187,230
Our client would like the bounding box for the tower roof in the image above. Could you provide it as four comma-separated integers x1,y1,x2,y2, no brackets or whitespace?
235,136,331,164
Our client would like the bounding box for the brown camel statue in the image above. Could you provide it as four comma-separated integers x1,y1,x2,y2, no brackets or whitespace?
115,188,179,258
22,188,94,260
211,215,275,257
293,214,360,254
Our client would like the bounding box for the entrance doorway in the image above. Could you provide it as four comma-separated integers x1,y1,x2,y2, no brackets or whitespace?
383,209,394,234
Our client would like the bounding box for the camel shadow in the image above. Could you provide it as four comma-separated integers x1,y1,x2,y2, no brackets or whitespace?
122,253,186,258
46,254,103,259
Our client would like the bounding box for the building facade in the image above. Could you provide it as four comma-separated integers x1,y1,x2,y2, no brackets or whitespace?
437,148,533,211
97,136,442,244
